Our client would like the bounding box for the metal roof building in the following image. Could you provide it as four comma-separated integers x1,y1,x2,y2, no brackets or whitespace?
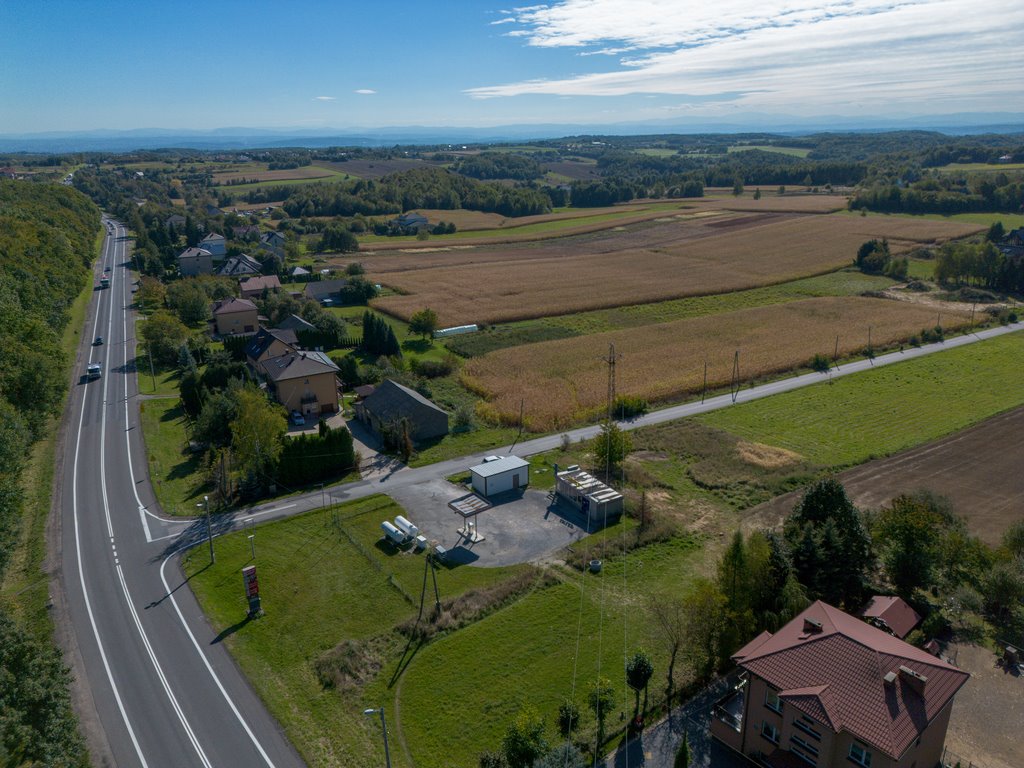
469,456,529,497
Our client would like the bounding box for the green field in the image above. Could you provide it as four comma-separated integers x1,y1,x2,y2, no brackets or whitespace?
699,331,1024,467
935,162,1024,173
184,495,531,768
139,396,207,516
906,258,935,280
216,168,354,194
728,145,811,158
635,148,681,157
838,209,1024,231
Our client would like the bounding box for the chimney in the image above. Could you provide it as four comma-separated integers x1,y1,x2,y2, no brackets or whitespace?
883,671,897,687
803,617,823,634
898,665,928,697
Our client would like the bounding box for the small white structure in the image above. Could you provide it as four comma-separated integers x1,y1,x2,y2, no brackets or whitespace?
381,520,407,546
394,515,419,539
434,324,479,339
469,455,530,498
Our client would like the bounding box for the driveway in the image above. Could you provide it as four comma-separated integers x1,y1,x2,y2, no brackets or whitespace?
385,478,590,566
605,676,755,768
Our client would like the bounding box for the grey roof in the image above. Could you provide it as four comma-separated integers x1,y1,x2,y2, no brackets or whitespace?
275,314,317,333
262,351,339,382
470,455,529,478
260,230,285,244
245,327,299,360
361,379,447,421
199,233,225,243
218,254,262,276
290,266,311,276
178,246,212,261
304,278,348,300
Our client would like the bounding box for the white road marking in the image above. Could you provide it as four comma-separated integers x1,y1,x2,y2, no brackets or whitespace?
71,221,149,767
80,222,215,768
159,553,278,768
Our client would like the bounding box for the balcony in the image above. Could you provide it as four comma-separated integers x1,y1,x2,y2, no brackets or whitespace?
713,673,747,733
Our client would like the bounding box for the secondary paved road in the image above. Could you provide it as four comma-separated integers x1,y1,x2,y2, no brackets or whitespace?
57,221,304,768
59,221,1022,766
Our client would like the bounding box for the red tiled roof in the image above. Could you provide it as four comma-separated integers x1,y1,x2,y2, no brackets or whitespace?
733,601,968,759
861,595,922,639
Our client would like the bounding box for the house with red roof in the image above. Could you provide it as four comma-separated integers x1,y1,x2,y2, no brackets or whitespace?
860,595,922,640
711,601,968,768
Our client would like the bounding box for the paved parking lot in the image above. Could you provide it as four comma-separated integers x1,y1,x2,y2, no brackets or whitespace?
385,477,590,566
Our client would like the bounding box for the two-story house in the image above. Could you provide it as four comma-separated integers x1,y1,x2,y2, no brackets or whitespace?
712,601,969,768
211,297,259,336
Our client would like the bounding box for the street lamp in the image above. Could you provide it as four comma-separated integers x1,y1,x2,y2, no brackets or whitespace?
363,707,392,768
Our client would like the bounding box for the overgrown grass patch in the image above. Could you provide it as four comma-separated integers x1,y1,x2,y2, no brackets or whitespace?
139,396,207,516
698,331,1024,468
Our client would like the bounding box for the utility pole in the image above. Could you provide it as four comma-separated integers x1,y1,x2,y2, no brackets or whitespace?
833,335,840,370
730,350,740,403
701,360,707,404
199,495,214,564
146,341,156,391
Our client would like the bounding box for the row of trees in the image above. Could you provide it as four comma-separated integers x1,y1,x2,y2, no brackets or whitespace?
935,240,1024,293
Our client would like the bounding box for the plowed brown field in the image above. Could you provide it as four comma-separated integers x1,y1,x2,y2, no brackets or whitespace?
462,296,971,431
369,214,981,325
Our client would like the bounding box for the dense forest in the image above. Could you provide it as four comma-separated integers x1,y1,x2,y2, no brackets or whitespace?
0,180,97,767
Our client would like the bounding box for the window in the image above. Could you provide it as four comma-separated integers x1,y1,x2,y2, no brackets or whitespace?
791,735,819,757
765,688,783,714
794,716,822,741
849,742,872,767
761,722,780,745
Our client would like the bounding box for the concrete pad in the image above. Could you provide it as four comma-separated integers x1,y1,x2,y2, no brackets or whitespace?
386,478,589,566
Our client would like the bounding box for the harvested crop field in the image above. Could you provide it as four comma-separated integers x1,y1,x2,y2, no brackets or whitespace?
462,296,971,431
709,194,849,213
212,164,340,184
369,213,981,325
742,405,1024,546
540,160,601,180
313,157,436,178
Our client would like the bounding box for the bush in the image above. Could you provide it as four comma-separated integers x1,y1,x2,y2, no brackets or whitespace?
810,353,830,373
410,356,455,378
613,395,649,419
557,699,580,737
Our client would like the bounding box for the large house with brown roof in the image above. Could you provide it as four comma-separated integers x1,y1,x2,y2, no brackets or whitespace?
245,327,299,373
239,274,282,299
712,601,968,768
211,297,258,336
262,350,340,417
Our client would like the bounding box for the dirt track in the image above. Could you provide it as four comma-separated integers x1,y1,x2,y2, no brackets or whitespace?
743,406,1024,545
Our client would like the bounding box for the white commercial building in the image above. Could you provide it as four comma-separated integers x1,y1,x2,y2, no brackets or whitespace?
469,455,530,498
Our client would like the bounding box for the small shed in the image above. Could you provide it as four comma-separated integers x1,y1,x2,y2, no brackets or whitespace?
470,456,529,498
555,466,623,528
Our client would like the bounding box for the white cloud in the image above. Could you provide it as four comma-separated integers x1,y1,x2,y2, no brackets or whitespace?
468,0,1024,114
313,96,336,101
354,89,376,95
490,17,517,25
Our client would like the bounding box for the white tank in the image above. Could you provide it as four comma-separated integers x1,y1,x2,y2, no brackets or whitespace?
394,515,419,538
381,520,406,545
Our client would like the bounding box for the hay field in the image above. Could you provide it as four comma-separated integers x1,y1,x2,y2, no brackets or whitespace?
462,296,971,431
369,214,981,325
710,194,849,213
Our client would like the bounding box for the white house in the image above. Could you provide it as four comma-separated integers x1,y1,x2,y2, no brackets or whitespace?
469,456,530,497
198,233,226,258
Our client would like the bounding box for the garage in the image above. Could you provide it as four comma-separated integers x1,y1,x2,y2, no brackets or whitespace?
470,456,530,498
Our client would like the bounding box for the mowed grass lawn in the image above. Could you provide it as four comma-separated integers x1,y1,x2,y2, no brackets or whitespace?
184,495,530,768
699,331,1024,467
139,396,208,516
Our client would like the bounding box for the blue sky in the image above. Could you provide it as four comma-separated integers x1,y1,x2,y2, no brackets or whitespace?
1,0,1021,133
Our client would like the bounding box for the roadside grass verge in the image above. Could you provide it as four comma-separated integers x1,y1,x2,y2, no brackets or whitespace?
407,425,520,468
699,331,1024,468
139,397,208,516
183,495,528,768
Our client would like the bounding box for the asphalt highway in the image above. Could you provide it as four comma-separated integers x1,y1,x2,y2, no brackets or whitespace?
58,220,304,768
58,221,1022,766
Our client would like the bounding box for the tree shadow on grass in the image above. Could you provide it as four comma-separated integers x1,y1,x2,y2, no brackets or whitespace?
401,338,433,354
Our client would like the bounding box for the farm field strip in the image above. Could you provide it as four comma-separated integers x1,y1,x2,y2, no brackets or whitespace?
212,164,344,184
727,145,812,157
699,330,1024,468
368,214,982,325
462,296,972,431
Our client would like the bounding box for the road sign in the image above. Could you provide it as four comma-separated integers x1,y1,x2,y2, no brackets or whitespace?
242,565,262,617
